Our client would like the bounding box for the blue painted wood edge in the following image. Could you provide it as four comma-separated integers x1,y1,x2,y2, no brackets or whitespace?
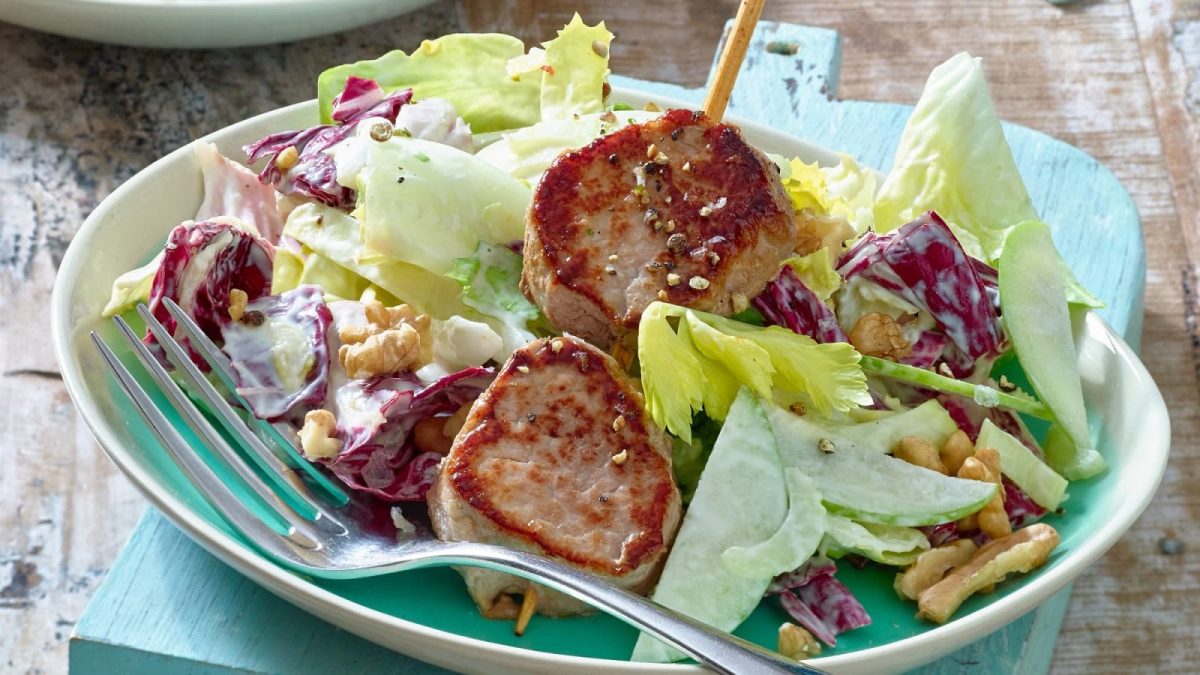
71,509,455,675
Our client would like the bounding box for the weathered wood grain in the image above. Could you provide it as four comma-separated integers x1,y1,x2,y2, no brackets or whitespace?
2,0,1197,672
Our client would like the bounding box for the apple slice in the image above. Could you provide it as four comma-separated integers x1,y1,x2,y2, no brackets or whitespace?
998,220,1093,454
632,389,791,663
766,404,997,526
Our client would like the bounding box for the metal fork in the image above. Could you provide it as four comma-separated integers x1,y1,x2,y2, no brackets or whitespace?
91,299,825,675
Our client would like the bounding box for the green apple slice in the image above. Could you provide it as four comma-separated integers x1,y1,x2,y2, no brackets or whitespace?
806,399,961,451
998,220,1091,450
721,469,826,580
631,389,789,663
977,419,1068,510
766,404,997,526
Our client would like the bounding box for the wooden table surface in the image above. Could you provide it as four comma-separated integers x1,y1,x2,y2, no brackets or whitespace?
1,1,1196,672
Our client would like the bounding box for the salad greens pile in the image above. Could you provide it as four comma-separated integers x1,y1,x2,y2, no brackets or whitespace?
103,16,1107,664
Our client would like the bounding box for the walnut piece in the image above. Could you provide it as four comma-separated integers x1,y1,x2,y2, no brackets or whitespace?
957,450,1011,541
228,289,248,322
849,312,912,360
777,622,822,660
794,208,854,259
894,436,948,474
298,409,342,460
339,324,422,379
940,429,975,476
917,523,1060,623
338,299,431,361
895,539,978,600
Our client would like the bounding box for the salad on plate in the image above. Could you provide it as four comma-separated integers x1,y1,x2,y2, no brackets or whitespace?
103,15,1108,664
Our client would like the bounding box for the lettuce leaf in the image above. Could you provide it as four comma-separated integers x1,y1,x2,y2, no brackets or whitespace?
103,253,162,317
282,203,469,319
446,242,543,359
872,52,1101,308
538,14,613,121
316,14,612,132
475,110,661,182
785,249,843,303
821,513,929,566
781,154,876,233
638,302,870,439
354,136,530,274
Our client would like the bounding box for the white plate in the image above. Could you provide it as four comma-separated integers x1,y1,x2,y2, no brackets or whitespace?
0,0,435,48
51,89,1171,673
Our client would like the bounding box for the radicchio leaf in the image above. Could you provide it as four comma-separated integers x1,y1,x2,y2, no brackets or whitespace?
220,286,332,421
145,220,274,350
1004,478,1047,528
838,211,1004,371
243,77,413,208
769,555,871,647
753,265,848,343
322,366,494,501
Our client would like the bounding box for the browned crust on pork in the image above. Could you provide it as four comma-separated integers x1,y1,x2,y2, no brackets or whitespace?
522,108,795,347
438,336,678,577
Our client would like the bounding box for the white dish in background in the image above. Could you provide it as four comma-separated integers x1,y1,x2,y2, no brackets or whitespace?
0,0,435,48
51,90,1171,673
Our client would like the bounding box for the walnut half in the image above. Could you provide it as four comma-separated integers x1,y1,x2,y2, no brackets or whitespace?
339,324,422,379
895,539,978,601
777,622,822,660
849,312,912,360
917,523,1060,623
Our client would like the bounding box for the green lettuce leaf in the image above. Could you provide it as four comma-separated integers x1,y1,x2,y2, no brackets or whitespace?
475,110,660,182
822,513,930,566
784,249,843,303
781,153,876,233
282,202,469,318
637,302,870,439
872,52,1101,308
317,14,612,131
355,137,530,274
102,252,162,317
538,14,613,121
446,242,543,357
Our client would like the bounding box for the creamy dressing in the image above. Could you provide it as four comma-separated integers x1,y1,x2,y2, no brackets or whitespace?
176,229,233,314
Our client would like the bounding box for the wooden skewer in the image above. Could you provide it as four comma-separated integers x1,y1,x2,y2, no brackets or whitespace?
703,0,767,121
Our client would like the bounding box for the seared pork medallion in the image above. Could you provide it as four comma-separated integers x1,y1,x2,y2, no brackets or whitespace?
427,335,682,617
522,109,796,347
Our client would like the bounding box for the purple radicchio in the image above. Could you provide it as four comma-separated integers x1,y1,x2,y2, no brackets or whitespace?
220,286,332,422
243,76,413,208
319,367,495,501
145,220,274,351
769,556,871,647
837,211,1004,375
753,265,848,343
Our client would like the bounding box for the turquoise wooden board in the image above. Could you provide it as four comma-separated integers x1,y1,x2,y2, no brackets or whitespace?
70,20,1144,675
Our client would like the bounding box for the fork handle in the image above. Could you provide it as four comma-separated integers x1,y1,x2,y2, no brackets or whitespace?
400,541,826,675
